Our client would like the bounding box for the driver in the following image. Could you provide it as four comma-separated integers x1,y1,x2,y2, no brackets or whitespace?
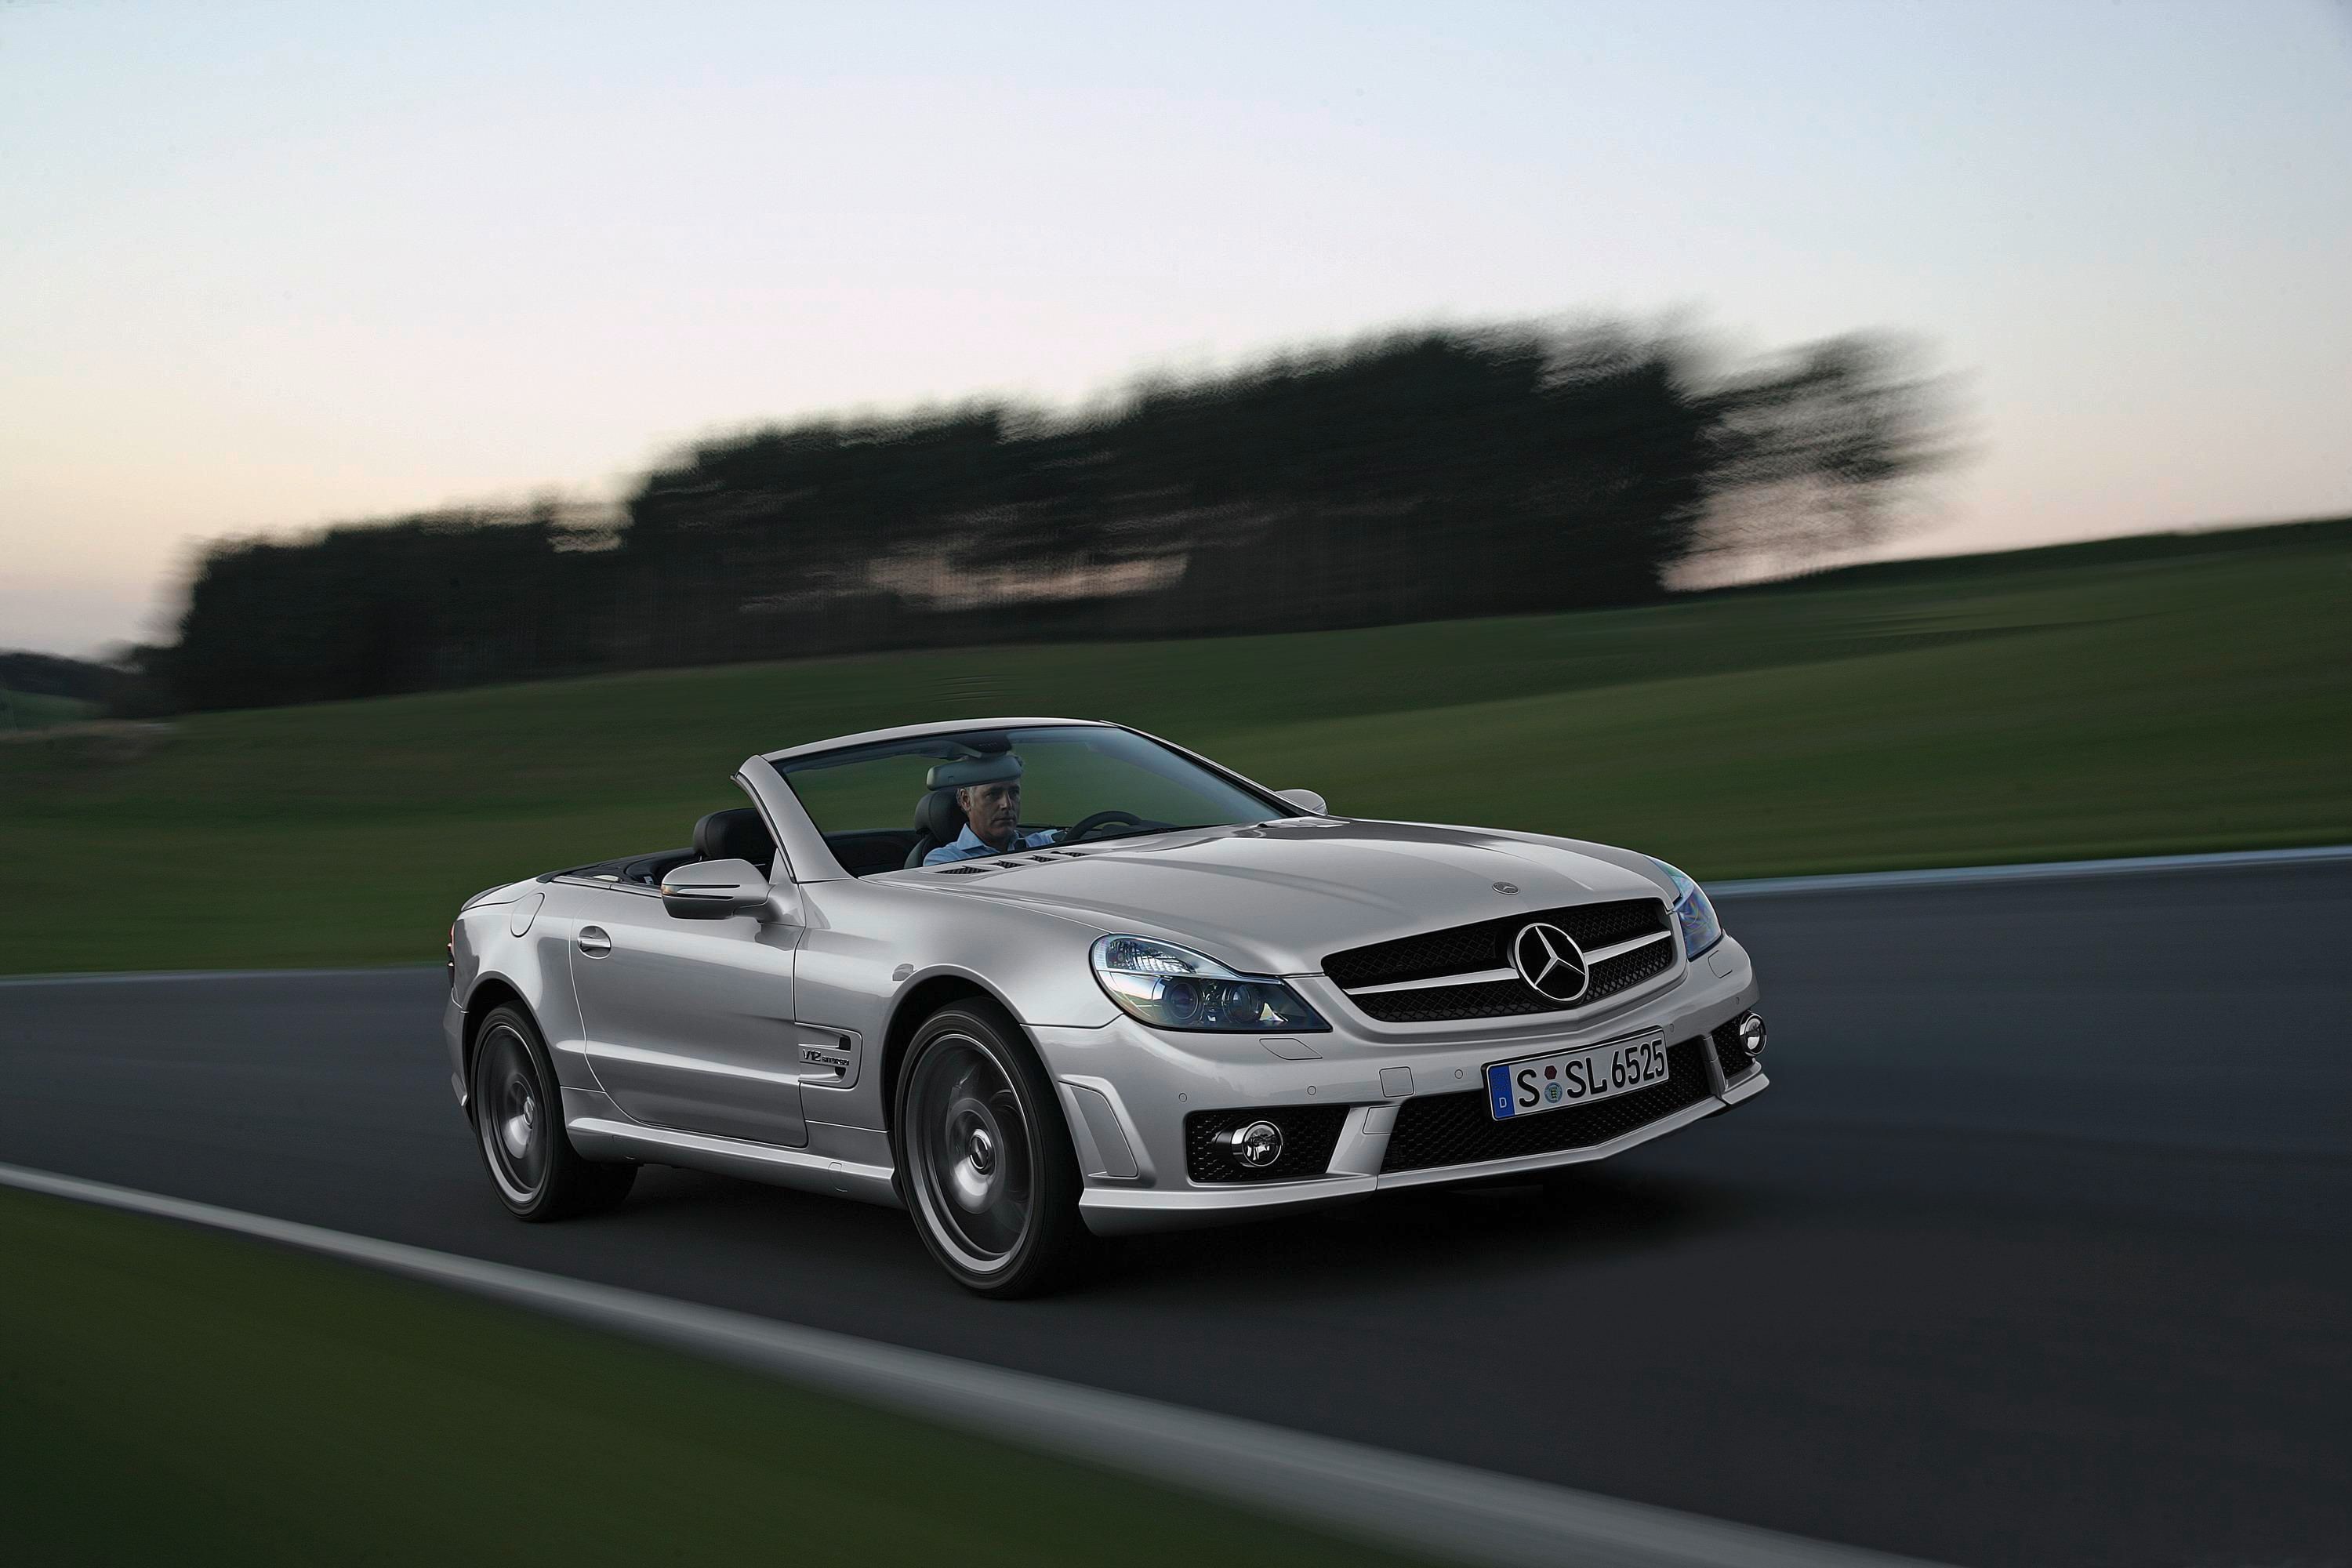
923,774,1062,864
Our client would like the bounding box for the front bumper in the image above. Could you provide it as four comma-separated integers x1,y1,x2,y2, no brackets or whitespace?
1033,935,1766,1236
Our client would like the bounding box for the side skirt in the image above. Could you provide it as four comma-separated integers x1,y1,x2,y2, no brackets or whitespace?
563,1090,902,1210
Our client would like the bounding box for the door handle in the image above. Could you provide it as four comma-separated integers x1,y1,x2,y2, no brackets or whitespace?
576,926,612,957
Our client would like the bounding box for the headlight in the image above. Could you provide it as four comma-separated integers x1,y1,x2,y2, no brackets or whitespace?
1650,858,1722,960
1091,935,1328,1033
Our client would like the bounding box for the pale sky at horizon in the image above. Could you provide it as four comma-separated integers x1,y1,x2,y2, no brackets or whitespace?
5,0,2350,656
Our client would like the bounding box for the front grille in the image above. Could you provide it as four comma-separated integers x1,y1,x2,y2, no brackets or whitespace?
1326,898,1668,988
1380,1037,1711,1172
1324,898,1676,1024
1184,1105,1352,1184
1711,1011,1758,1083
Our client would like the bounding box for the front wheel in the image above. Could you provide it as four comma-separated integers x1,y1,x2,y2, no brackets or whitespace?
895,1001,1088,1297
470,1004,636,1221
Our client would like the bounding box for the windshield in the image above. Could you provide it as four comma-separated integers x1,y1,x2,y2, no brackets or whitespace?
779,725,1282,876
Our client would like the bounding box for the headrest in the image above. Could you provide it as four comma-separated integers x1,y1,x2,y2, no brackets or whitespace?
694,808,775,868
913,787,967,844
925,751,1023,790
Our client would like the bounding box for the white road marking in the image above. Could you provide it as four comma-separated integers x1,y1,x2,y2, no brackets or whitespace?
1712,843,2351,897
0,1160,1948,1568
0,964,434,988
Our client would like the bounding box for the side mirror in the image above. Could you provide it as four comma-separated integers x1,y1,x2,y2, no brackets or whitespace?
1275,787,1327,816
661,858,772,920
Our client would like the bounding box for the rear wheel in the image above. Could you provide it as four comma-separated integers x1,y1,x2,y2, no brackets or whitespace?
895,1001,1087,1297
470,1004,635,1221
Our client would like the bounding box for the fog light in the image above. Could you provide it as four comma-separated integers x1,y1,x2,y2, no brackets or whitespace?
1213,1120,1284,1167
1737,1013,1767,1058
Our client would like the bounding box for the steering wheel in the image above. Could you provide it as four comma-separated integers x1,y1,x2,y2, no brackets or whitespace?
1062,810,1145,844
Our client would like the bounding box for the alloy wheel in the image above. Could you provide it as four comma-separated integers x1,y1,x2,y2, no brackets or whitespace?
905,1033,1036,1275
477,1022,548,1205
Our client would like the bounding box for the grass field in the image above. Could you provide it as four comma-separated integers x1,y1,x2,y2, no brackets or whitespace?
0,1185,1439,1566
0,687,95,731
1,518,2345,973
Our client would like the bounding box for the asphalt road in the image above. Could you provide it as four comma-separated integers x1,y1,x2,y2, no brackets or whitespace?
4,862,2347,1568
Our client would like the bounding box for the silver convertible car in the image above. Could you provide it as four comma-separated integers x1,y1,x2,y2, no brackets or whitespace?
445,719,1768,1294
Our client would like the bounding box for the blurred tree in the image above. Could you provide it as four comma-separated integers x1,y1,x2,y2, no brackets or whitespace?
1691,333,1956,575
154,321,1951,711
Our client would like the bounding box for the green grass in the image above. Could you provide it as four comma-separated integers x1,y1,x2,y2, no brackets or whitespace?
0,1185,1439,1567
2,518,2346,973
0,686,96,731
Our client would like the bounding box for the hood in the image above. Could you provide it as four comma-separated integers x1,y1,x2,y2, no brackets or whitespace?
918,818,1671,975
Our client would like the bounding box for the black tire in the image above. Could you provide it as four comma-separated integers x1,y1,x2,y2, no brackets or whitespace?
892,1000,1090,1298
470,1004,636,1221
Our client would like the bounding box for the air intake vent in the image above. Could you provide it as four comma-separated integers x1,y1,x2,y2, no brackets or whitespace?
935,866,989,876
1711,1011,1759,1082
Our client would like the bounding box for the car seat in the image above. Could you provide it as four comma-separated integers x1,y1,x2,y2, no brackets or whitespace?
904,789,967,868
694,808,776,871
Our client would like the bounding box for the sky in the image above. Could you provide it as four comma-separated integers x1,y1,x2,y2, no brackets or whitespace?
3,0,2349,656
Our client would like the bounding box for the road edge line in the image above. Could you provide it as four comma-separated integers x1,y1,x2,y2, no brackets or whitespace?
1712,842,2352,897
0,964,441,988
0,1160,1947,1568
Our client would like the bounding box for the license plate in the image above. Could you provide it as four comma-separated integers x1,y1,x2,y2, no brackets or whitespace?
1485,1031,1669,1120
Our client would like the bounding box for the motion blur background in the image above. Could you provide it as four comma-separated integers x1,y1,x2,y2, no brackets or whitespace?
5,2,2350,688
2,5,2348,1566
4,0,2347,967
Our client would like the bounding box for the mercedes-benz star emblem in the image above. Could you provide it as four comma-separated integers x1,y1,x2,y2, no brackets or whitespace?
1512,922,1590,1004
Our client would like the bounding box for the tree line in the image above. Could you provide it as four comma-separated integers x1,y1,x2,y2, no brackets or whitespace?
143,320,1947,713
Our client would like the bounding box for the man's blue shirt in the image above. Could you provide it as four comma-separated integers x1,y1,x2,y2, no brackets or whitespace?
923,823,1062,866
